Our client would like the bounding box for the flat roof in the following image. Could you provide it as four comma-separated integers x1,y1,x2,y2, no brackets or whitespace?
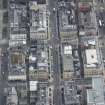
87,89,95,104
62,45,74,71
30,81,38,91
87,76,105,104
92,76,104,92
85,49,98,64
63,54,74,71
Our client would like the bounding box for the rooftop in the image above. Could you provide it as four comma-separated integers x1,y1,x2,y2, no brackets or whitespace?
62,45,74,72
87,76,105,105
64,81,79,105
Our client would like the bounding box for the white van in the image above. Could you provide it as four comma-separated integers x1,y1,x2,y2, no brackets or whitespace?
99,19,102,27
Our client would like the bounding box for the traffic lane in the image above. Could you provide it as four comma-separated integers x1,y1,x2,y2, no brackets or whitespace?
103,10,105,21
101,47,105,59
53,75,62,105
52,49,62,105
0,51,8,105
53,72,62,104
49,0,59,37
50,12,58,36
96,10,105,36
0,80,4,93
48,0,57,11
48,0,57,26
97,25,105,37
0,80,6,105
53,50,61,81
53,54,60,84
49,0,62,105
98,27,105,36
53,88,62,105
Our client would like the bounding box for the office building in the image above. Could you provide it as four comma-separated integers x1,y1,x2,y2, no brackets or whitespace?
64,81,80,105
87,76,105,105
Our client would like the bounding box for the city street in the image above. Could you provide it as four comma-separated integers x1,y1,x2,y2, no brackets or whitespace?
0,48,8,105
95,0,105,69
1,0,105,105
49,0,62,105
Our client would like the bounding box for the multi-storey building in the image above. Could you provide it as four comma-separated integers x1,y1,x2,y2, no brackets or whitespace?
78,0,103,78
7,0,50,105
64,81,80,105
59,0,77,43
28,0,50,80
29,0,49,40
87,76,105,105
8,0,27,84
58,0,80,79
29,40,49,80
8,1,27,47
7,81,49,105
8,0,27,82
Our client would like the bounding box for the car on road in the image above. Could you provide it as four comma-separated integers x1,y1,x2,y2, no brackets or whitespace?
73,60,81,71
98,19,105,27
97,11,105,28
72,49,79,58
53,8,56,12
48,87,53,105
